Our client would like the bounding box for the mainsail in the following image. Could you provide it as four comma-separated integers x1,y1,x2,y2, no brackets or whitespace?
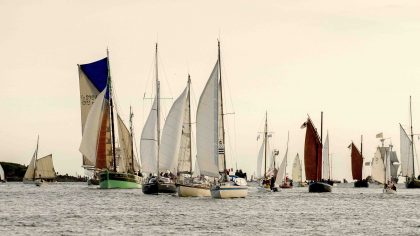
140,97,158,174
292,154,302,183
400,124,414,177
350,143,363,181
322,133,330,180
24,154,56,180
196,62,220,178
117,115,133,173
303,118,322,181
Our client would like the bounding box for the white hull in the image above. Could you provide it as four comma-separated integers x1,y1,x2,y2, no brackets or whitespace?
211,184,248,199
177,184,211,197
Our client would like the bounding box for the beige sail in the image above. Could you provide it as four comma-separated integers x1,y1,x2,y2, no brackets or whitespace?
117,115,133,173
35,154,56,179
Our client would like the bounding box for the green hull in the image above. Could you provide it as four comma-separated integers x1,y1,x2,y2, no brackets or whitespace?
99,170,141,189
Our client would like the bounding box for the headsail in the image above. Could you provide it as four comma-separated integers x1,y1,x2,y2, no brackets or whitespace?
177,81,192,174
400,124,414,177
274,148,288,186
140,96,158,174
322,133,330,180
292,154,302,183
196,62,220,178
117,115,133,173
303,118,322,181
350,142,363,181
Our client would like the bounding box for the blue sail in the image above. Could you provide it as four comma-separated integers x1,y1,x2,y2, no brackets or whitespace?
80,57,109,98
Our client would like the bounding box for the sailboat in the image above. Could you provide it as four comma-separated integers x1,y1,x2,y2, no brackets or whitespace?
371,134,400,186
383,145,397,193
349,136,369,187
141,44,177,194
274,132,292,189
0,163,5,183
256,112,274,191
196,41,247,199
79,51,141,189
23,136,56,186
291,154,305,187
176,76,211,197
301,113,332,192
400,96,420,188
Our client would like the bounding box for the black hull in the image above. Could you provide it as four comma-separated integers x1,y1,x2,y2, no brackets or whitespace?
354,179,369,188
406,177,420,188
309,182,332,192
142,182,177,195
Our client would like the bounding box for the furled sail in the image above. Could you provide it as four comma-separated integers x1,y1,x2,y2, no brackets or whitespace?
78,58,109,166
303,118,322,181
177,84,192,174
400,124,414,177
159,86,189,173
196,62,220,178
322,133,330,180
371,147,385,184
140,96,158,174
350,143,363,181
34,154,56,179
117,115,133,173
79,88,107,166
292,154,302,183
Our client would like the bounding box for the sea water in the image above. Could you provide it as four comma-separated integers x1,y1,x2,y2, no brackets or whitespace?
0,182,419,235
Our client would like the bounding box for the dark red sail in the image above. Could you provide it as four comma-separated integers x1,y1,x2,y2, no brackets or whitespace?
96,104,109,170
351,142,363,181
304,118,323,181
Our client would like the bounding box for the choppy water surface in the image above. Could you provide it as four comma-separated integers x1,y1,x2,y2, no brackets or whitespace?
0,182,419,235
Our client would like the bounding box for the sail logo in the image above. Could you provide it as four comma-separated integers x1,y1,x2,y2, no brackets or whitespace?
80,94,98,106
218,141,225,154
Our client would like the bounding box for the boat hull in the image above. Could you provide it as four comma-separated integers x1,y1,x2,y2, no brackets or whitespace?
142,182,177,194
99,171,141,189
354,179,369,188
405,177,420,188
177,184,211,197
383,188,396,194
308,182,332,192
210,184,248,199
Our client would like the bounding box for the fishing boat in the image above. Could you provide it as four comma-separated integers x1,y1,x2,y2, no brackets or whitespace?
349,136,369,188
0,163,5,183
275,132,292,189
78,51,141,189
175,76,211,197
141,44,176,194
292,154,305,187
23,136,56,186
256,112,275,191
301,113,332,192
196,41,247,199
400,96,420,188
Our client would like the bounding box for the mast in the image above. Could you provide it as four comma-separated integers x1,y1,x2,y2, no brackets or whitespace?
156,43,161,180
285,131,289,180
410,96,415,178
129,106,134,173
33,135,39,180
218,40,227,181
316,111,323,181
107,49,117,172
264,111,268,179
187,75,192,174
361,135,363,180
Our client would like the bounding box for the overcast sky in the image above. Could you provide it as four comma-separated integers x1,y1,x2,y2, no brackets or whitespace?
1,0,420,180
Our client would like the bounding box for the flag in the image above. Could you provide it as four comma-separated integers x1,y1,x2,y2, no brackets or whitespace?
376,132,383,138
300,122,307,129
347,143,352,149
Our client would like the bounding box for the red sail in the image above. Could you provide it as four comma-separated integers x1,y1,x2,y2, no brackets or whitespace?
351,143,363,180
304,118,323,181
96,105,109,170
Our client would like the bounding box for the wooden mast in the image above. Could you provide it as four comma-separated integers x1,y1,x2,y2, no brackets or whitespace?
264,111,268,180
156,43,161,184
361,135,363,180
129,106,134,173
187,75,192,174
410,96,415,178
107,49,117,172
218,40,227,181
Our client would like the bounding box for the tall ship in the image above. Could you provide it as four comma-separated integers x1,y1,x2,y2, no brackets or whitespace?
196,41,247,199
78,51,141,189
371,134,399,185
349,136,369,187
400,96,420,188
301,113,332,192
23,136,56,186
141,44,177,194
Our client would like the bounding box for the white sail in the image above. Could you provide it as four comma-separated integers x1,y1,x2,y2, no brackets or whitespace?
292,154,302,183
23,152,37,180
140,96,158,174
177,84,192,174
0,163,4,181
35,154,56,179
385,150,391,183
256,142,264,178
390,150,399,178
159,87,188,173
274,149,287,186
371,147,385,184
400,125,414,177
196,62,220,178
322,133,330,180
117,115,132,173
79,88,107,165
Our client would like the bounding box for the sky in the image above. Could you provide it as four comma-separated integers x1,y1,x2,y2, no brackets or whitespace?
1,0,420,181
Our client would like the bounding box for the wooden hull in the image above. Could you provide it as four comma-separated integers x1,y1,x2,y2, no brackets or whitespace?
308,182,332,192
211,184,248,199
99,171,141,189
354,179,369,188
177,184,211,197
405,177,420,188
142,181,177,195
